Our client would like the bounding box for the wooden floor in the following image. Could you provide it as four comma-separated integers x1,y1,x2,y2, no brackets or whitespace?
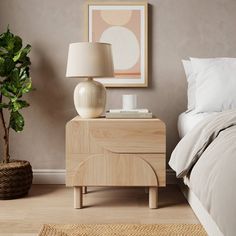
0,185,198,235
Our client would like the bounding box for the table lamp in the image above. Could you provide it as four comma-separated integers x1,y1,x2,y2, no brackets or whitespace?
66,42,114,118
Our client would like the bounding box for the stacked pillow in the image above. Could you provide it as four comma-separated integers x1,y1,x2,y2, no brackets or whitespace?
183,57,236,113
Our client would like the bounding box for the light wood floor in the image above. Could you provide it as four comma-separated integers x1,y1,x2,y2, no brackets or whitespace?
0,185,198,235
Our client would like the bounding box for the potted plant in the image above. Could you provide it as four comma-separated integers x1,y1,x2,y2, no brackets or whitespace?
0,28,33,199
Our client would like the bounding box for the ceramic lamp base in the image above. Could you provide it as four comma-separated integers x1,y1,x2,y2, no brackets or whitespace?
74,78,106,118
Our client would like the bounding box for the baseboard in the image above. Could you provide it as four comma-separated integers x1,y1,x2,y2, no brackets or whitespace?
33,169,177,185
33,169,66,184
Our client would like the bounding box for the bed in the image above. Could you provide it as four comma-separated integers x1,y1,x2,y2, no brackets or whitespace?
171,110,236,236
177,111,217,138
177,111,224,236
171,57,236,236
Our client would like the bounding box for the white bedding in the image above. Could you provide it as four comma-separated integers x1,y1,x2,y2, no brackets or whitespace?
170,110,236,236
178,111,217,138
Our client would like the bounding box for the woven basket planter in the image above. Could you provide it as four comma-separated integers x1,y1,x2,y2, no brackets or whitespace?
0,160,33,200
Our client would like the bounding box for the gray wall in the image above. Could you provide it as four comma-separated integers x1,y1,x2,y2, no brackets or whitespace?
0,0,236,169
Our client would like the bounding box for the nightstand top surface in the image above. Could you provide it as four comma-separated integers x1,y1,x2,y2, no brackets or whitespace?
70,116,164,123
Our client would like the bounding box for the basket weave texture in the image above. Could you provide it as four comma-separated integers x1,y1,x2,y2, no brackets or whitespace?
0,160,33,199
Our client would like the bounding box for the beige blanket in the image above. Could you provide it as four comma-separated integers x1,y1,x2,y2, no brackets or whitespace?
169,110,236,236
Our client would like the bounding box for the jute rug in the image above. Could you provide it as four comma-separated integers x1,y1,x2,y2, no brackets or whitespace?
38,224,207,236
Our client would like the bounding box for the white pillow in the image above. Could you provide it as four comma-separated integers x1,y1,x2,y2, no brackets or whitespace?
182,60,196,111
190,57,236,112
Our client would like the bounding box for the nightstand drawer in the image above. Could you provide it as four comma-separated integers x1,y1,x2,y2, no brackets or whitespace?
66,119,166,154
66,153,165,187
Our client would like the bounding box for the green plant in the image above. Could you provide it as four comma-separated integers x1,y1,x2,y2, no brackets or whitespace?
0,28,33,164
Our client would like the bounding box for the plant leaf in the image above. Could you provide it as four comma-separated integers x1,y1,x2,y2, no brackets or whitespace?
0,47,7,56
0,29,14,52
14,44,31,62
4,58,15,75
0,103,8,109
0,85,14,98
10,111,24,132
13,36,22,53
10,100,29,112
0,57,5,76
21,79,32,94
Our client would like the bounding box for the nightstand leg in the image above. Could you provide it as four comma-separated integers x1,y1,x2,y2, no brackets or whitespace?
82,186,87,194
149,187,158,209
74,187,83,209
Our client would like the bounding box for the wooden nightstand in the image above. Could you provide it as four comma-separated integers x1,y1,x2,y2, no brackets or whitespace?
66,117,166,209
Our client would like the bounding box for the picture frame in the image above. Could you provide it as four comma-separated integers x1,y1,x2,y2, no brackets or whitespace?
85,1,148,87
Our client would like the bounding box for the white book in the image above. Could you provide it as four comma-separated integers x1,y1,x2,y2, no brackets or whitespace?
109,109,149,113
106,112,153,119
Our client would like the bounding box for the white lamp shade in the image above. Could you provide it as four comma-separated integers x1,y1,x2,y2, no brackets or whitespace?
66,42,114,78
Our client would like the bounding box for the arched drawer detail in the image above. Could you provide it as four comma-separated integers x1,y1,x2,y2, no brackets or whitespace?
72,154,158,187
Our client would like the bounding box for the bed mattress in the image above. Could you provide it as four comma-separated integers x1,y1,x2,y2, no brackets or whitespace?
177,111,217,138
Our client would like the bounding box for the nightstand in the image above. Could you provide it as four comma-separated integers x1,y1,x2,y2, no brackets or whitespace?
66,117,166,209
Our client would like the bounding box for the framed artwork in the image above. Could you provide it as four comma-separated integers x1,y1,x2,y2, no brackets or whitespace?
85,1,148,87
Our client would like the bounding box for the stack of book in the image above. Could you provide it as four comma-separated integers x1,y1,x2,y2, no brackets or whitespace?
105,109,153,119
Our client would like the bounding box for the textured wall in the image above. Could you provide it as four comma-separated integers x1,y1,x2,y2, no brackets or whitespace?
0,0,236,169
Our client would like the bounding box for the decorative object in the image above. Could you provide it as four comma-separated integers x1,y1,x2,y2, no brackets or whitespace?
39,224,207,236
66,117,165,209
66,42,114,118
0,28,33,199
122,94,137,110
85,2,148,87
0,160,32,199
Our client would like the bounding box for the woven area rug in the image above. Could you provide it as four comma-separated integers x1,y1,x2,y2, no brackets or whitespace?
38,224,207,236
